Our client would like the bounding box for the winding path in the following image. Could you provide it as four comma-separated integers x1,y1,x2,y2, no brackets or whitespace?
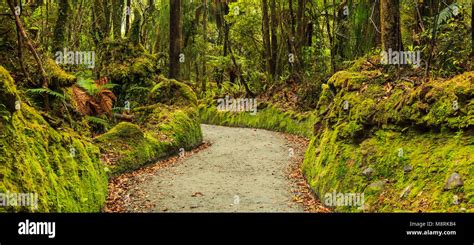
122,124,308,212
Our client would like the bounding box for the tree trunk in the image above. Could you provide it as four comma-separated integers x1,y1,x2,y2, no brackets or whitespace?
52,0,70,53
223,2,231,57
269,0,278,79
202,0,208,92
262,0,272,78
7,0,49,110
112,0,124,39
169,0,183,79
125,0,131,36
380,0,402,52
323,0,335,73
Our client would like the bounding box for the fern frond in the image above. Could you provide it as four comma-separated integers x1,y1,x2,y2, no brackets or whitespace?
77,78,98,95
86,116,110,129
27,88,66,100
437,3,459,26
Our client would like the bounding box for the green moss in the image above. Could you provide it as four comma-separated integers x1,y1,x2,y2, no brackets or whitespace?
95,122,144,143
148,76,198,107
303,127,474,212
327,71,369,91
0,68,107,212
199,103,316,138
302,69,474,212
0,66,20,112
319,71,474,130
45,59,77,88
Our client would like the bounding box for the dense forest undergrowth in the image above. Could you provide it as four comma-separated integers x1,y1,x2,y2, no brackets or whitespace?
0,0,473,212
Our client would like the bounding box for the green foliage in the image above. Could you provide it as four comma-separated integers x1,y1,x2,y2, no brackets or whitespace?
76,78,117,96
437,3,460,26
27,88,66,101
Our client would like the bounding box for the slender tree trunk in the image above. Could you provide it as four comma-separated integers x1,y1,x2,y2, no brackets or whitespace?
169,0,182,79
269,0,278,79
223,2,231,57
125,0,131,36
425,1,441,78
202,0,208,92
323,0,335,73
7,0,49,109
16,21,30,82
262,0,272,79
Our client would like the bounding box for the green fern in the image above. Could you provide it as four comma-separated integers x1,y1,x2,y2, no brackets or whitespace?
77,78,98,95
77,78,118,95
86,116,110,130
437,3,459,26
27,88,66,100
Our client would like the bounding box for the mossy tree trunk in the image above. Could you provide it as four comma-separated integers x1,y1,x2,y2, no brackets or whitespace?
380,0,403,52
112,0,124,39
169,0,183,80
52,0,70,53
125,0,131,36
129,9,142,45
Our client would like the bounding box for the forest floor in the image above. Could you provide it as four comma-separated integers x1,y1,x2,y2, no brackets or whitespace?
105,124,328,212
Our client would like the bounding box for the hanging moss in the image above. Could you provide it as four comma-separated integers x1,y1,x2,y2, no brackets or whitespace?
0,67,108,212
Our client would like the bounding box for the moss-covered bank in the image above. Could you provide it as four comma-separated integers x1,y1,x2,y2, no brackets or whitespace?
303,70,474,212
95,78,202,176
198,103,316,138
0,66,108,212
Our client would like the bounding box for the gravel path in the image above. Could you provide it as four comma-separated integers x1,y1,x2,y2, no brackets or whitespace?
129,124,305,212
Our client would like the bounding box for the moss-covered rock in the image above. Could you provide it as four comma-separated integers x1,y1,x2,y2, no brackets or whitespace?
148,76,198,107
0,67,107,212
